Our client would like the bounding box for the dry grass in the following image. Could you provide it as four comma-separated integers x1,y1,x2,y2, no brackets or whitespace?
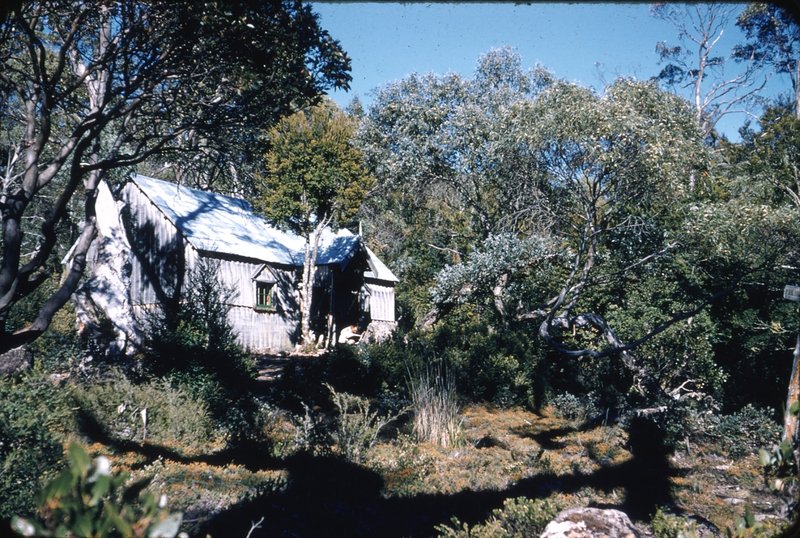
81,403,788,535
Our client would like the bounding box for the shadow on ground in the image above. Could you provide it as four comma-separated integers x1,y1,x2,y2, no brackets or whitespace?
194,416,678,537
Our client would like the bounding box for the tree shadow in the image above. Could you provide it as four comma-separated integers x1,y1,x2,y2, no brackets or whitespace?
75,408,281,472
196,416,679,537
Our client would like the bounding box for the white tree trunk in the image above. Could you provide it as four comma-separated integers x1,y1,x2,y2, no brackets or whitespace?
299,221,325,347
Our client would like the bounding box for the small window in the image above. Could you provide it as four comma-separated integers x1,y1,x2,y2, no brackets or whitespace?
255,281,274,311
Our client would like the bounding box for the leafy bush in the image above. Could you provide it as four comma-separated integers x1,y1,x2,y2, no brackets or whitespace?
408,361,462,448
435,496,563,538
77,371,214,454
715,404,780,458
326,384,403,463
143,258,256,385
651,508,698,538
12,443,181,538
653,399,718,450
549,392,599,422
291,403,331,456
0,370,75,519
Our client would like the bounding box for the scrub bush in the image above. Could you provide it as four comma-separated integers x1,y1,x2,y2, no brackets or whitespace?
77,371,214,454
0,370,75,519
435,496,563,538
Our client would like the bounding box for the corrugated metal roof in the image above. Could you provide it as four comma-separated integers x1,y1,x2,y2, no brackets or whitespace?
129,174,390,278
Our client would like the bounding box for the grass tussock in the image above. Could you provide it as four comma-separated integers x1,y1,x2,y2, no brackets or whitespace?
408,362,463,448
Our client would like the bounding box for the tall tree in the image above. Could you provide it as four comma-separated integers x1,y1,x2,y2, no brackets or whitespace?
357,48,553,322
734,3,800,118
733,107,800,440
255,100,373,347
652,3,765,138
0,0,350,355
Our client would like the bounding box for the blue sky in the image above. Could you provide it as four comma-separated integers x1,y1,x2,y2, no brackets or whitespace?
312,2,791,140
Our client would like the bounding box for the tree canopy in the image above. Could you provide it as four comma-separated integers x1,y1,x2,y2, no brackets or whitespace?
0,0,351,354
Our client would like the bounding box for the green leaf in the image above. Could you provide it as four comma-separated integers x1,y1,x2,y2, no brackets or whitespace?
779,440,793,460
104,502,132,536
743,505,756,528
89,475,111,506
43,469,74,501
789,400,800,416
72,512,93,537
68,443,91,478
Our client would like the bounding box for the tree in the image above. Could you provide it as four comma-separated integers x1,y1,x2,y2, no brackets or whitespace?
652,3,765,139
433,79,720,400
735,3,800,118
356,48,553,324
255,100,373,347
732,106,800,442
0,0,350,356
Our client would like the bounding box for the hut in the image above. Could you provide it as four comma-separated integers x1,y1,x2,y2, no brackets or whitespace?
72,174,398,354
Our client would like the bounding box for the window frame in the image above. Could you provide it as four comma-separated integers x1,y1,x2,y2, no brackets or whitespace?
254,281,275,312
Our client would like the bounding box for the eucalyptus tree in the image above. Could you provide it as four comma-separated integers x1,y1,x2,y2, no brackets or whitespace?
0,0,350,355
652,3,765,139
357,48,554,321
735,3,800,118
727,106,800,438
255,100,373,347
430,79,729,400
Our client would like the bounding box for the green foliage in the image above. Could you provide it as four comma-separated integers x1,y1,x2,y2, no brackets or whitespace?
651,508,698,538
0,370,75,520
76,371,214,453
142,258,260,447
734,4,799,111
326,384,402,463
549,392,599,422
11,443,181,538
758,401,799,520
724,506,770,538
435,496,562,538
655,400,719,451
256,99,374,236
715,404,780,458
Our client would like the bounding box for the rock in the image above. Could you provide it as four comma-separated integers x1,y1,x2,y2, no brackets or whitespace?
0,346,33,377
540,507,641,538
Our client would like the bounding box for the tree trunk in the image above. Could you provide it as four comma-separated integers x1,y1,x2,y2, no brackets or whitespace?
783,333,800,444
299,222,325,347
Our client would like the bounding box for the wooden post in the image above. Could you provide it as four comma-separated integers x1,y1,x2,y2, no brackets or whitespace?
784,333,800,444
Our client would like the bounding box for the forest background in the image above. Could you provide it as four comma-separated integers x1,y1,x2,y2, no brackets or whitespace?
1,1,799,537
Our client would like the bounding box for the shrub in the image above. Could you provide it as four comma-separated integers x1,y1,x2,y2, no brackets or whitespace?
77,371,214,454
653,399,718,450
291,402,331,455
0,370,75,519
143,258,256,386
435,496,563,538
715,404,780,458
651,508,698,538
408,361,462,448
326,384,403,463
549,392,599,422
12,443,181,538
